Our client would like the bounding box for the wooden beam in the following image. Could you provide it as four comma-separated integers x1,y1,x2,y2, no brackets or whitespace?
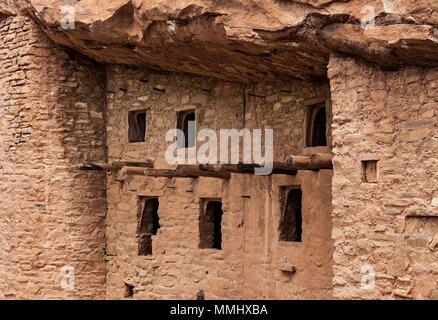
113,160,154,168
176,165,231,179
199,154,332,174
120,167,173,177
88,154,331,177
286,153,333,170
119,165,231,179
78,160,154,171
199,163,297,175
224,163,298,175
78,162,114,171
81,153,331,175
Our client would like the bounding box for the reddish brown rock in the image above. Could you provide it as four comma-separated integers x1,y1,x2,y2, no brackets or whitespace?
0,0,16,16
15,0,438,81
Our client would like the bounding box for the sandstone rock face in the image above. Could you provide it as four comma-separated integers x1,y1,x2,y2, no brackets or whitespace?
19,0,438,81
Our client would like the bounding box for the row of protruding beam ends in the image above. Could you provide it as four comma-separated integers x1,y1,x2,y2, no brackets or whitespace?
78,153,333,179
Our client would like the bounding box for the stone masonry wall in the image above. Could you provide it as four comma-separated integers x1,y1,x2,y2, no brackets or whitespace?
0,13,107,299
105,66,333,299
328,54,438,299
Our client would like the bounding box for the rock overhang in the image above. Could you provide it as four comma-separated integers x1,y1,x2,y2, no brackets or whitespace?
16,0,438,82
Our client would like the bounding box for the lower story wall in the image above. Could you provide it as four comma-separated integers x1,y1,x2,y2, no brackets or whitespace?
240,170,333,299
328,54,438,299
105,170,333,299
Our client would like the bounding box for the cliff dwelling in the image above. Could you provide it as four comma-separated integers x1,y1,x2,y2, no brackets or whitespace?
0,0,437,300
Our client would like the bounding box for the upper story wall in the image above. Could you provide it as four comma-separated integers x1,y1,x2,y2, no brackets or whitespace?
105,65,331,167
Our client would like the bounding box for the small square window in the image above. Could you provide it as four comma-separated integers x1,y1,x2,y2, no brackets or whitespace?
128,110,147,143
177,110,196,148
362,160,378,183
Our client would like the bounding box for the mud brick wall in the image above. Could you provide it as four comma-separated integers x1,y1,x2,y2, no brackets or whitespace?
105,66,333,299
328,54,438,299
0,13,107,299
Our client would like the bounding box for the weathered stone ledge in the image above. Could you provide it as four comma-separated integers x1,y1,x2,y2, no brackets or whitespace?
14,0,438,82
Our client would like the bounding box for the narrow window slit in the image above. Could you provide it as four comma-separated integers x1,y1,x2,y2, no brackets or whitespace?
306,104,327,147
138,198,160,256
199,200,223,250
177,110,196,148
279,188,302,242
